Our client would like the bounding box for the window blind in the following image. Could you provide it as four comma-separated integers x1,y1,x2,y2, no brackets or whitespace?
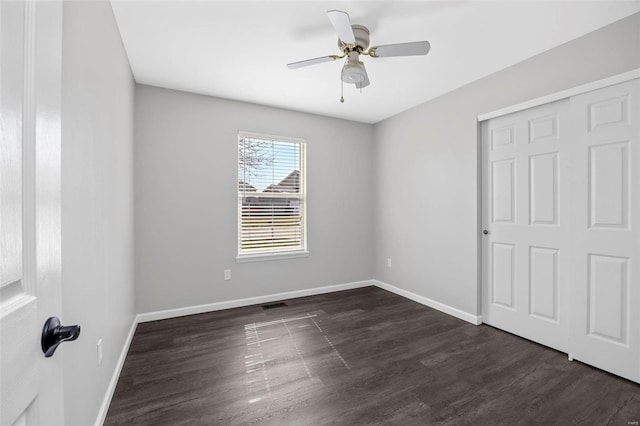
238,132,306,257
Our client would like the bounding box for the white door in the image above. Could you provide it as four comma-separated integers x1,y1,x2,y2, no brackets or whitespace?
568,78,640,382
1,0,65,424
482,99,570,353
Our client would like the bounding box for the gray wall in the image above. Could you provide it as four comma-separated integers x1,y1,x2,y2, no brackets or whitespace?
134,85,374,313
61,1,135,425
373,13,640,316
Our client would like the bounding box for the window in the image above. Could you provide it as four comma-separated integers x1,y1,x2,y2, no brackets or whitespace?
237,131,307,261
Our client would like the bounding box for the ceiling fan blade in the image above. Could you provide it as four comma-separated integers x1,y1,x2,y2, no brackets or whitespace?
356,65,370,89
327,10,355,45
369,41,431,58
287,55,339,69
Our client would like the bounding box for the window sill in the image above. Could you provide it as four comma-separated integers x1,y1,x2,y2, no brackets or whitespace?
236,250,309,264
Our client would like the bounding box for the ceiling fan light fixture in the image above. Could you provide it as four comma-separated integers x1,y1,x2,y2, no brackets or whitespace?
341,52,366,84
286,9,432,98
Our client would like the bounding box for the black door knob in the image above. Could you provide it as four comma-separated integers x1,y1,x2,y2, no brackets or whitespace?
483,230,489,235
41,317,80,357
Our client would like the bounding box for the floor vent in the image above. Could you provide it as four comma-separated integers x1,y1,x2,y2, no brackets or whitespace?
262,302,288,310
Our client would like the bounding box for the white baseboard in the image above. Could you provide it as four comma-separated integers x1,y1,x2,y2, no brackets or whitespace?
94,319,138,426
136,279,375,323
373,280,482,325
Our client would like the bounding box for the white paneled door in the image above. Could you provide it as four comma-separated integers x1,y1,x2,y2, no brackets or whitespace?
482,77,640,383
568,79,640,382
0,0,65,424
482,99,570,353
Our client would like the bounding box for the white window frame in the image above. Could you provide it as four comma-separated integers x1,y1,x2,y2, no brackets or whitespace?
236,131,308,263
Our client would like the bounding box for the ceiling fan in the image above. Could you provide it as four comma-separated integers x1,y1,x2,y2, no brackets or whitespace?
287,10,431,102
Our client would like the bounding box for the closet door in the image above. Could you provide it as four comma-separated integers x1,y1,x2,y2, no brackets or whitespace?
568,78,640,382
482,100,570,353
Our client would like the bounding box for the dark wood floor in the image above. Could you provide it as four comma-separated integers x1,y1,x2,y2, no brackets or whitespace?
105,287,640,425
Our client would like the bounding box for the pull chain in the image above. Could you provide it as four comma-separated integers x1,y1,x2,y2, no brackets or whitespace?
340,79,344,103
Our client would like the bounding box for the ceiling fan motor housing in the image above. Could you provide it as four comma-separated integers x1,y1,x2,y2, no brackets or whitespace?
338,24,370,52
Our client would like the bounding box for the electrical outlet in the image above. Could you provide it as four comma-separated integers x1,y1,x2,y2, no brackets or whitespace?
387,258,392,268
97,339,103,366
224,269,231,281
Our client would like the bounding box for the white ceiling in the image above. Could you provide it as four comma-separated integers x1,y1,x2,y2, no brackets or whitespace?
110,1,640,124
